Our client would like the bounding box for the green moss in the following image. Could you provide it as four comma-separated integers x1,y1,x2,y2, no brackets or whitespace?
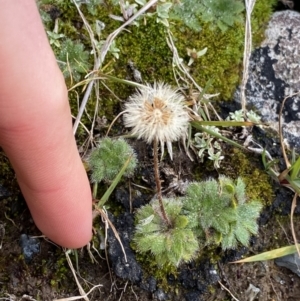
109,0,275,101
117,21,173,83
220,147,274,206
51,254,69,288
39,0,276,144
135,250,178,290
251,0,278,46
173,22,244,100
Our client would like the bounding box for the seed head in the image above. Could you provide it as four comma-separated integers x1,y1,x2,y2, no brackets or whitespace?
123,82,190,146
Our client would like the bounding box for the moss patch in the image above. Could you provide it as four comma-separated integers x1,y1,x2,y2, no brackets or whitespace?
38,0,277,142
220,147,274,206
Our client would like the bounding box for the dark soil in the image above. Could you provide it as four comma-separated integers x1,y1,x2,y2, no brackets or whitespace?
1,131,300,301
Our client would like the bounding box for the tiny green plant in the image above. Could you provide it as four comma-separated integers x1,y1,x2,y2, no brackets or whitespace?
170,0,244,32
47,31,65,48
262,147,300,196
170,0,203,32
186,47,208,66
183,176,263,250
133,198,199,267
88,137,137,183
197,0,245,32
226,109,262,124
58,38,91,81
193,126,224,169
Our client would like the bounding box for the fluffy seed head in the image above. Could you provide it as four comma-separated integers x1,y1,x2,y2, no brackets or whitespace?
123,83,190,144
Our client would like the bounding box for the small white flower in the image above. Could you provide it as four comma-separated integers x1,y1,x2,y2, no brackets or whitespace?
123,82,190,159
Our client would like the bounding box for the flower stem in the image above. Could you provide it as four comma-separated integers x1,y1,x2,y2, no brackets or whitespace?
153,139,170,225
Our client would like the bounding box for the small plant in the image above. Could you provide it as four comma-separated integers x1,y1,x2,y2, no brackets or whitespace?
197,0,245,32
88,137,137,183
47,31,65,48
58,38,91,81
183,176,263,250
170,0,244,32
186,47,207,66
170,0,203,32
226,109,262,124
133,198,199,266
193,126,224,169
123,82,196,266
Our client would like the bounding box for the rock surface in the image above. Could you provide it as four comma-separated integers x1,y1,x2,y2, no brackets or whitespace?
237,10,300,151
19,234,40,263
275,253,300,277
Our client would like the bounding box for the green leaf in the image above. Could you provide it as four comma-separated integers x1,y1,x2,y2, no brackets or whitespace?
183,177,262,250
98,155,133,207
234,245,300,263
133,198,199,267
174,215,189,229
290,155,300,180
191,122,245,149
89,138,137,183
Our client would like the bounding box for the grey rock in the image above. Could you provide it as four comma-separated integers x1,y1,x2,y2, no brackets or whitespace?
153,289,169,301
236,10,300,151
140,276,157,293
275,253,300,277
19,234,40,263
245,283,260,301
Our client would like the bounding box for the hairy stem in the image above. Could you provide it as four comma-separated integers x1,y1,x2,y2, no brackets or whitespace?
153,139,170,225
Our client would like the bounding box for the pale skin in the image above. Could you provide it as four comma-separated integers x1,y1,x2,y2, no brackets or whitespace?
0,1,93,248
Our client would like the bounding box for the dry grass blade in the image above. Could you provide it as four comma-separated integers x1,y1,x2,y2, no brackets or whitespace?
105,111,127,137
97,207,128,263
233,244,300,263
71,115,91,135
278,92,300,257
240,0,256,112
56,249,89,301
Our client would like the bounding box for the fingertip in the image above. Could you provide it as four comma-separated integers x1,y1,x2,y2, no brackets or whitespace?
47,211,93,249
25,172,94,249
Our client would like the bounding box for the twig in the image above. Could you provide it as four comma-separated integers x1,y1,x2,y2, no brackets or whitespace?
130,285,139,301
218,281,240,301
97,207,128,263
117,281,128,301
